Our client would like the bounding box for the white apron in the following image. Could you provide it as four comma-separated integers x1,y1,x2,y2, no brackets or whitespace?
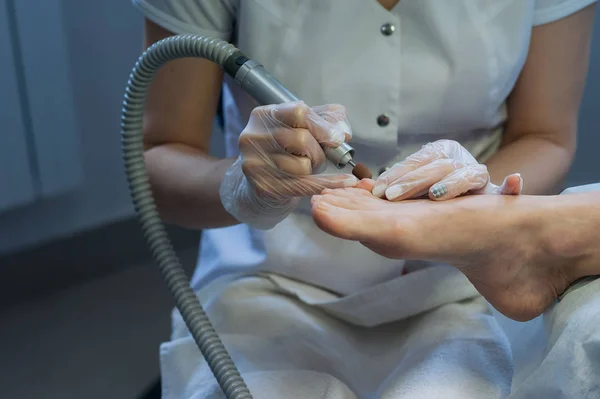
160,270,600,399
160,271,511,399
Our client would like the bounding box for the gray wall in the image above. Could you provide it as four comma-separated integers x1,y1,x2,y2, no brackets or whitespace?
567,19,600,187
0,1,143,254
0,2,598,255
0,0,227,255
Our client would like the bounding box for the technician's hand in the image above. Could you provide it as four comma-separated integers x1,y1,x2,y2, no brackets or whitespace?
372,139,523,201
219,101,358,230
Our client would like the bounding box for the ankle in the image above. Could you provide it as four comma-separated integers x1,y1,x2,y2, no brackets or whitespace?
539,194,600,287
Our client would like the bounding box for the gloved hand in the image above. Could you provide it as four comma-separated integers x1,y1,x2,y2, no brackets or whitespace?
220,101,359,230
372,139,523,201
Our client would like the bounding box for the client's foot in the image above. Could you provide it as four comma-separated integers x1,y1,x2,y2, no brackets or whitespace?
311,181,579,321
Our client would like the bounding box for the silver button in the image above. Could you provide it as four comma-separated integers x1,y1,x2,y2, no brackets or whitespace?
377,114,390,127
380,23,395,36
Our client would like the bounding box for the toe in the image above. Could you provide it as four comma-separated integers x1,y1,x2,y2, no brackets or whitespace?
317,191,366,210
356,178,376,191
312,200,360,240
500,173,523,195
324,187,375,200
310,194,322,208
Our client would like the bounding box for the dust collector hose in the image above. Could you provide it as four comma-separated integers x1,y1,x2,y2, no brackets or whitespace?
121,35,252,399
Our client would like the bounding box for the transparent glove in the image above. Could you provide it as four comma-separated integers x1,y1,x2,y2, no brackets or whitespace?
220,101,358,230
372,139,523,201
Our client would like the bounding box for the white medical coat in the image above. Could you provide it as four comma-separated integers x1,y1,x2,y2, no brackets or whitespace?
131,1,600,397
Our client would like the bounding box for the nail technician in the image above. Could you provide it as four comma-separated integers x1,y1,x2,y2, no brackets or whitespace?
131,0,597,397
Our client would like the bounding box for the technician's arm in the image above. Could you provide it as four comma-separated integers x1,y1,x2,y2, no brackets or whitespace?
142,19,239,229
485,3,596,194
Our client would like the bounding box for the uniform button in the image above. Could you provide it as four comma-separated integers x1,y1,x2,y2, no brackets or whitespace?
377,114,390,127
378,166,390,176
380,23,395,36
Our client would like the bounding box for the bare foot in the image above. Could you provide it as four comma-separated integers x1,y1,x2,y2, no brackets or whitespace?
311,182,574,321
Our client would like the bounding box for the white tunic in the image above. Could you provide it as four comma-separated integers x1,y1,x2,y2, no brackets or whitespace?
133,0,596,298
131,1,600,398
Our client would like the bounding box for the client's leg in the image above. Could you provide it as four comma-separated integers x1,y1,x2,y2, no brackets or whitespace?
311,182,600,321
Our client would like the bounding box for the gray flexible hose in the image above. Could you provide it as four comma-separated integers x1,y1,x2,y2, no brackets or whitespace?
121,35,253,399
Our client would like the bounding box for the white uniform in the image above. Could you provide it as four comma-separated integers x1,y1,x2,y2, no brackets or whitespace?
132,1,600,397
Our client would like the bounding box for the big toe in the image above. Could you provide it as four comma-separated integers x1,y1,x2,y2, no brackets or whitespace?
311,197,357,240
